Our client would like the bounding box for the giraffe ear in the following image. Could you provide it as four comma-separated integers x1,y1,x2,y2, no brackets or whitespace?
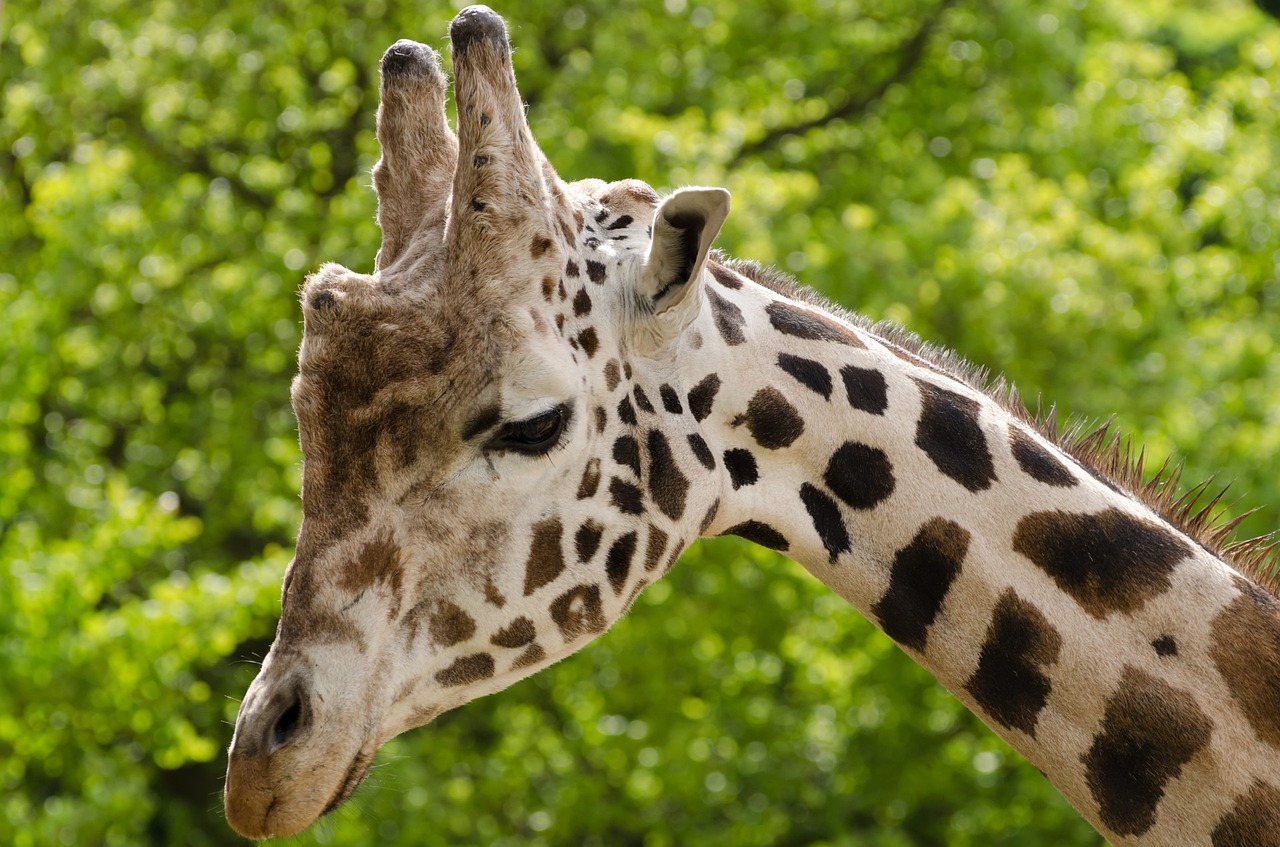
640,187,730,315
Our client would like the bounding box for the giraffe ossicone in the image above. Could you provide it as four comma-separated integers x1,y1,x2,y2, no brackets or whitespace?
224,6,1280,843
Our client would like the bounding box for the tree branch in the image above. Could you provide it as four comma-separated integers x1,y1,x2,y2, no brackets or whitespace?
729,0,959,167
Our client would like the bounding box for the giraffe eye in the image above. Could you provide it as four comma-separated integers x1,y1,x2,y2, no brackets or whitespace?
491,404,569,455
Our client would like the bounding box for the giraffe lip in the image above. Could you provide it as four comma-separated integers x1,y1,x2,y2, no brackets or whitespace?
321,749,375,816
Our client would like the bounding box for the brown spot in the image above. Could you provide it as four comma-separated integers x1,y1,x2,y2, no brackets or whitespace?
735,387,804,449
608,477,644,514
1210,577,1280,749
540,275,555,302
490,616,536,648
577,327,599,357
512,643,546,670
1013,508,1190,619
646,430,689,520
604,359,621,391
1082,665,1212,836
913,379,996,492
698,498,720,534
573,288,592,317
483,575,506,608
593,406,607,433
566,259,580,278
765,300,865,347
1010,426,1078,487
429,600,477,647
964,589,1062,735
575,519,604,562
531,234,553,258
339,533,405,619
1212,781,1280,847
872,518,968,651
523,517,565,596
577,457,602,499
550,583,607,641
435,652,496,687
643,525,669,571
606,531,638,594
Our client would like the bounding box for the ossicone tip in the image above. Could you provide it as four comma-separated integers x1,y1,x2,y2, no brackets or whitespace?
380,39,442,79
450,5,509,53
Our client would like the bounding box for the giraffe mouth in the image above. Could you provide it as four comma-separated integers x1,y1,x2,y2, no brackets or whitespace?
322,749,375,816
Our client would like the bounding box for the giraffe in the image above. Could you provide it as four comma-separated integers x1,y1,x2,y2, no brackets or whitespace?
223,7,1280,843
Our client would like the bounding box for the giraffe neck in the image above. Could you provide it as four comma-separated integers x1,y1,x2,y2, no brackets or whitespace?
675,264,1280,845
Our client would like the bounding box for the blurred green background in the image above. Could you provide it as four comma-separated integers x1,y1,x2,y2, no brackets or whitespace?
4,0,1280,844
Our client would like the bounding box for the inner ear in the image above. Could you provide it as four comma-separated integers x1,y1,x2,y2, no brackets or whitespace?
640,187,730,314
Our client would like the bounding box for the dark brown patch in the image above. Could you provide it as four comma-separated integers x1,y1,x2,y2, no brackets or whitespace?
429,600,477,647
577,458,602,499
723,449,758,489
777,353,833,399
872,518,969,651
585,260,607,283
643,525,669,572
523,517,566,596
531,234,553,258
593,406,607,433
540,275,556,302
434,652,496,687
566,259,580,278
735,387,804,449
1152,635,1178,656
606,531,638,594
647,430,689,520
550,583,607,641
612,435,641,477
964,589,1062,735
483,575,506,608
339,533,405,618
840,365,888,415
577,327,599,357
1212,781,1280,847
617,396,637,425
1011,426,1078,487
659,384,683,414
633,385,654,414
512,643,546,670
609,477,644,514
765,300,865,346
913,379,996,492
687,433,715,470
603,359,621,392
606,214,633,231
824,441,895,510
1210,578,1280,749
557,279,567,301
1013,508,1191,618
698,498,720,534
573,288,592,317
490,616,536,648
1082,665,1212,836
707,287,747,346
687,374,721,422
724,520,789,552
575,519,604,562
709,262,743,289
800,483,849,563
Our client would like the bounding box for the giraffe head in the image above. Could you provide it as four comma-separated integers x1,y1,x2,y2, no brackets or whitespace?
224,7,729,839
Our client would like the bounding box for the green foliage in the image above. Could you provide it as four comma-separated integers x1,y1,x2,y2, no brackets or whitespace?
3,0,1278,844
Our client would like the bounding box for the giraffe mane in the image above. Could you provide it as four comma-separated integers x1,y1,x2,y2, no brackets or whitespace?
714,252,1280,596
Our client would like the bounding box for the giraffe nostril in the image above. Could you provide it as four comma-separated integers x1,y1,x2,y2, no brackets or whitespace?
268,692,308,753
